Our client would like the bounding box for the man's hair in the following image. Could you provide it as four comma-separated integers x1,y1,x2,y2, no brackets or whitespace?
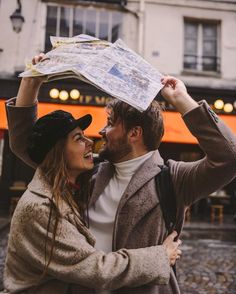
107,99,164,151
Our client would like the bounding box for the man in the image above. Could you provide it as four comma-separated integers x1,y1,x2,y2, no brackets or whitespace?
5,55,236,294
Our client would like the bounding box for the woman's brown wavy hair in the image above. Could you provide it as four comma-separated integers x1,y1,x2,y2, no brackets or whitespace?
38,137,92,281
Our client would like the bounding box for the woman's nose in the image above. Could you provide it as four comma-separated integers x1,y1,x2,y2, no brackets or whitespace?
85,137,94,147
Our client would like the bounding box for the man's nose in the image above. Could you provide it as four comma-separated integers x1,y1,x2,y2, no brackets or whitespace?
99,126,106,136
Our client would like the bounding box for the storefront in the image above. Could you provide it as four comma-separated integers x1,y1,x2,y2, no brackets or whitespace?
0,77,236,214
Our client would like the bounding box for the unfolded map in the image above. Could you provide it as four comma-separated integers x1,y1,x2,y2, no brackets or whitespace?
20,34,163,111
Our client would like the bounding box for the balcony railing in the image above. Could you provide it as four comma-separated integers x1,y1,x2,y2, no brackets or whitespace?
184,54,221,73
43,0,127,5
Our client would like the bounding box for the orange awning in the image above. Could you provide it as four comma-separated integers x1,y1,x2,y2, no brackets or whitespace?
0,100,107,138
1,100,236,144
162,111,236,144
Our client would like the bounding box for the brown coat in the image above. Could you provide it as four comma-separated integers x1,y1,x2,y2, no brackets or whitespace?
89,100,236,294
5,99,236,294
4,168,170,294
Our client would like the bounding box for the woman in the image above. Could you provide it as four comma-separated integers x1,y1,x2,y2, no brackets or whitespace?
4,103,181,293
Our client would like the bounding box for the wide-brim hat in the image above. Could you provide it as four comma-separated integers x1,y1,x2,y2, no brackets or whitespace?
27,110,92,164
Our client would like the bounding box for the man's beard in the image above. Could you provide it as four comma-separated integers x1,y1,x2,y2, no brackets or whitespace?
99,137,132,163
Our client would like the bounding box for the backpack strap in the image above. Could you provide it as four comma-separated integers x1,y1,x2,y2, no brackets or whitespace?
155,165,178,276
155,165,177,234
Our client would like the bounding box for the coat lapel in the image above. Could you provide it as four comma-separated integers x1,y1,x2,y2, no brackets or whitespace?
90,150,164,209
113,151,165,249
28,169,53,200
89,161,115,206
27,169,96,246
118,150,164,209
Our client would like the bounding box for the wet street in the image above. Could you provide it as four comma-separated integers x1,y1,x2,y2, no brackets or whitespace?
178,235,236,294
0,227,8,291
0,226,236,293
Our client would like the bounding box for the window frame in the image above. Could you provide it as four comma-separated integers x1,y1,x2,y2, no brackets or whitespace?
183,18,221,74
45,3,123,51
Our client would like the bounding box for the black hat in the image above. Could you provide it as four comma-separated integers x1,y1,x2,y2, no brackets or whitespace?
27,110,92,164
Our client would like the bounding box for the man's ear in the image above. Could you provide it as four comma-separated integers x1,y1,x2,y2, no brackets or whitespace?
128,126,143,142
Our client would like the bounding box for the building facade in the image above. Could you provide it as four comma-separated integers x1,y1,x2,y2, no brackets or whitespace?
0,0,236,214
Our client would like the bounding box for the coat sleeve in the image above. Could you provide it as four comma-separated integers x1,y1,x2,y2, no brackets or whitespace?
169,100,236,207
10,197,170,290
5,98,38,169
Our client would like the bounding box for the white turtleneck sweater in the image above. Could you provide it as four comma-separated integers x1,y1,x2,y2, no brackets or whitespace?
88,151,154,294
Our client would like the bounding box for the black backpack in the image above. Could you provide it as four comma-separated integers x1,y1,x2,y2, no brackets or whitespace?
155,165,178,276
155,165,177,234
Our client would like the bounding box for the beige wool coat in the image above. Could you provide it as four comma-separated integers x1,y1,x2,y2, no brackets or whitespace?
5,99,236,294
4,168,170,293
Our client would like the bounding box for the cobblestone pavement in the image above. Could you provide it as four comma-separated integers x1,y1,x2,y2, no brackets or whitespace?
0,226,236,293
0,227,9,291
178,233,236,294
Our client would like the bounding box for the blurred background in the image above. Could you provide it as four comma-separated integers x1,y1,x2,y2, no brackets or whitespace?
0,0,236,293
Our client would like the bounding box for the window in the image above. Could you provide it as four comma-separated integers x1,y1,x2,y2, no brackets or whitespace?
184,20,220,73
45,4,123,52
